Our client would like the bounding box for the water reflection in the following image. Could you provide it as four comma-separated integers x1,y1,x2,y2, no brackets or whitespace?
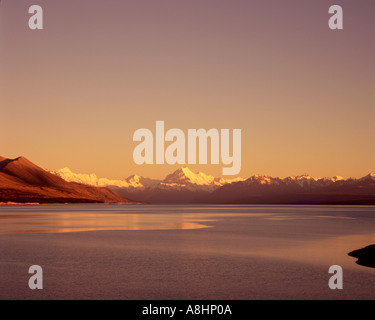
0,213,215,234
253,233,375,270
0,210,270,234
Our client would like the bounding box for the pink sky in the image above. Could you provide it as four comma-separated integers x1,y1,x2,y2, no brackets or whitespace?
1,0,374,179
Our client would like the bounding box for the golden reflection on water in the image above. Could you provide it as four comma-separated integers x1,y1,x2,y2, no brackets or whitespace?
0,213,214,234
253,233,375,270
0,212,269,235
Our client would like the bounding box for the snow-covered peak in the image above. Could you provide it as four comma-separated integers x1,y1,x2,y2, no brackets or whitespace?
161,167,215,191
332,176,344,182
126,174,142,183
49,167,99,186
245,174,281,185
242,173,353,188
163,167,215,185
48,168,136,188
214,176,245,185
125,174,160,188
360,173,375,182
289,174,317,181
57,167,73,174
47,167,162,190
158,167,245,191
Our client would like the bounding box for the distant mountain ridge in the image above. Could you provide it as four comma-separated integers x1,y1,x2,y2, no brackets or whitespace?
211,172,375,205
48,166,245,192
48,166,375,205
0,156,136,204
48,166,374,191
2,155,374,205
48,167,160,190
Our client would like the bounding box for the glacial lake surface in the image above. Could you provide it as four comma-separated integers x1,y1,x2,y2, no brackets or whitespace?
1,204,375,299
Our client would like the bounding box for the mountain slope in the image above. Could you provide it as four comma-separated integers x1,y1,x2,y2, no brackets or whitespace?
2,157,71,188
0,156,136,204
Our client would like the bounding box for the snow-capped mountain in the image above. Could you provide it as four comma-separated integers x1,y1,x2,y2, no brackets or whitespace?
48,166,375,194
48,167,245,192
124,174,161,189
46,167,375,204
159,167,245,191
48,168,160,190
245,174,346,188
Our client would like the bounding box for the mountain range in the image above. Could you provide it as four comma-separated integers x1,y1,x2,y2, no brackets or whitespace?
0,156,136,204
48,164,375,205
1,155,374,205
48,167,245,192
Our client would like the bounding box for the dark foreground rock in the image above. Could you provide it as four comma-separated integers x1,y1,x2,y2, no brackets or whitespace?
348,245,375,268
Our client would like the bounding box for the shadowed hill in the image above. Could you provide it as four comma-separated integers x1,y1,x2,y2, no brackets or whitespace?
1,157,70,187
0,156,137,204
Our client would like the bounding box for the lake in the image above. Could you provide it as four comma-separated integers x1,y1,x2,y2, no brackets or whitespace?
0,204,375,299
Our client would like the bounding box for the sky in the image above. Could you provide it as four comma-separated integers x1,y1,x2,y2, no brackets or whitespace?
1,0,374,179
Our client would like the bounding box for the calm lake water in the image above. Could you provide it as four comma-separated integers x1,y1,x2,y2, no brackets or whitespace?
1,204,375,299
